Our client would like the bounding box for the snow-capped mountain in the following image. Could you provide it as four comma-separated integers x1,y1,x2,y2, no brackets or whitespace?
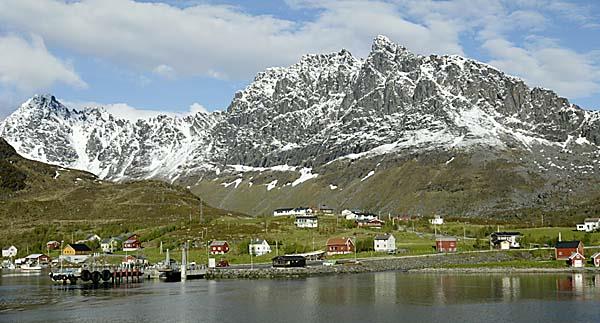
2,36,600,217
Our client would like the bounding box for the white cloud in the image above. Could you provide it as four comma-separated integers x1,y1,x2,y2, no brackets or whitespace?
485,38,600,98
0,0,465,81
64,100,176,121
0,0,598,104
394,0,600,100
188,102,209,114
0,33,86,92
152,64,176,79
63,99,212,121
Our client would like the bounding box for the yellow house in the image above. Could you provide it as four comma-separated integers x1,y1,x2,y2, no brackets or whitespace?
62,243,92,256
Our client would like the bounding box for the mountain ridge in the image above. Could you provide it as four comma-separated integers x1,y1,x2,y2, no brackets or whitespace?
2,35,600,218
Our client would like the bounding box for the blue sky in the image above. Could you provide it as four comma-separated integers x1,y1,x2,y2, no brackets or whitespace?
0,0,599,119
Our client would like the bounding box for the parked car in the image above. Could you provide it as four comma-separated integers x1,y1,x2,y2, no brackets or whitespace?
216,259,229,268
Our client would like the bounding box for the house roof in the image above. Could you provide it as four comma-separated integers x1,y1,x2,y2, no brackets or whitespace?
584,218,600,222
274,208,294,212
436,236,457,242
25,254,45,259
67,243,92,252
210,240,228,246
568,252,585,259
124,239,139,244
101,238,112,244
326,238,353,246
374,234,393,240
556,241,581,248
250,239,268,245
591,252,600,259
491,232,521,236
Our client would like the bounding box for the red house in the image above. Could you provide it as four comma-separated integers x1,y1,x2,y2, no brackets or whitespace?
46,241,60,250
555,241,583,260
326,237,355,255
435,237,457,253
123,234,141,252
210,241,229,254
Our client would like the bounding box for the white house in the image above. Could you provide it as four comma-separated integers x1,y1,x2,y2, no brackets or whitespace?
374,234,396,253
295,215,318,228
2,246,17,258
101,238,119,253
249,239,272,256
490,232,521,249
342,209,378,221
576,218,600,232
429,215,444,225
86,234,102,242
273,207,314,217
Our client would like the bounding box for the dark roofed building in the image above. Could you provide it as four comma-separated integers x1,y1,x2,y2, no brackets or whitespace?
272,255,306,268
63,243,92,255
555,241,583,260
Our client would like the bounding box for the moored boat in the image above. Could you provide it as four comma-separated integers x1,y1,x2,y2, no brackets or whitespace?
20,263,43,271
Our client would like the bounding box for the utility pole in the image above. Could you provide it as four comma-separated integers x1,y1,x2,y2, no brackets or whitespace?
541,213,544,227
250,240,254,270
200,198,204,223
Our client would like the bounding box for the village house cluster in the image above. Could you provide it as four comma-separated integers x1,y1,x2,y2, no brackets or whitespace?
1,233,143,269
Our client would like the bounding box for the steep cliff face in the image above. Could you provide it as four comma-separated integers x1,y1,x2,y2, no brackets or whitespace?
2,36,600,218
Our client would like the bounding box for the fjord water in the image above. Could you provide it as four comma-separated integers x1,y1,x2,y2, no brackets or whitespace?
1,272,600,322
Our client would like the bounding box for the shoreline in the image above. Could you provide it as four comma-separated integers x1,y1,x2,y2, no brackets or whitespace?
409,267,600,274
205,250,560,279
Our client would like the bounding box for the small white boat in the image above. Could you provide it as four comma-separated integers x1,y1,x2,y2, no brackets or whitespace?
20,263,43,271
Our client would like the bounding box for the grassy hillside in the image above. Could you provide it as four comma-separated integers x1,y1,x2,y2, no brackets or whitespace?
188,149,600,225
0,138,243,254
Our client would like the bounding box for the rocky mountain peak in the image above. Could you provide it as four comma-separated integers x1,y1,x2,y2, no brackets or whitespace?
1,36,599,192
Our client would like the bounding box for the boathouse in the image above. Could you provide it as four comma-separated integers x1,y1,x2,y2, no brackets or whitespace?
210,241,230,254
435,237,457,253
25,253,51,265
568,252,586,268
591,253,600,267
272,255,306,268
326,237,354,255
555,241,584,260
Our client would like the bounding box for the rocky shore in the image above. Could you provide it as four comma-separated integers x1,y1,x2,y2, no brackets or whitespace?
411,267,600,274
205,251,530,279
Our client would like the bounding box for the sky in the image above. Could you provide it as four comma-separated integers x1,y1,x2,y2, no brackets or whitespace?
0,0,599,119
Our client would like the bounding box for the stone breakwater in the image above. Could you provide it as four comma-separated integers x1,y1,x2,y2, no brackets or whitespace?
205,251,524,279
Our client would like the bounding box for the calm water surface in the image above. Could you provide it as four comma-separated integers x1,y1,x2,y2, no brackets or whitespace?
1,270,600,322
